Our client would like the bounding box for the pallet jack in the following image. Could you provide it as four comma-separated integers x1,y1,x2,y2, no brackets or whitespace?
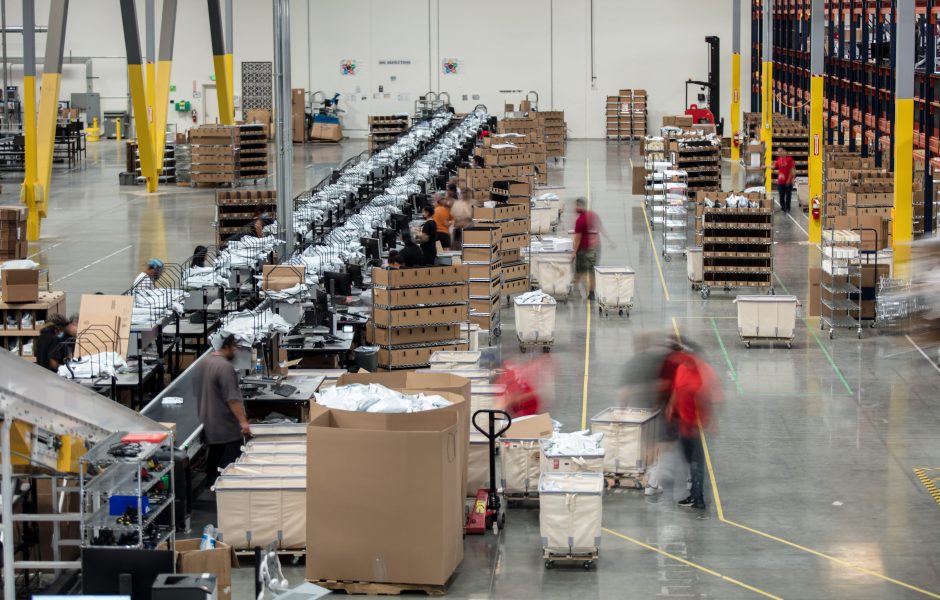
465,409,512,535
684,35,724,136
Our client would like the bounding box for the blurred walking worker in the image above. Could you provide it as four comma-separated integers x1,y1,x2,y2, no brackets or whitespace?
572,197,612,299
666,342,720,510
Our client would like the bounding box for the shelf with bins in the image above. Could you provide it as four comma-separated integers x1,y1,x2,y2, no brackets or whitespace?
819,228,863,338
670,138,721,199
80,430,175,550
215,189,278,246
368,115,410,154
0,291,66,362
699,197,774,295
190,124,269,185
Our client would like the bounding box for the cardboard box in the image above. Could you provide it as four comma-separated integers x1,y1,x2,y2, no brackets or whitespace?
663,115,694,127
1,269,38,303
366,324,462,346
173,539,239,600
377,343,470,368
76,294,134,357
632,165,646,195
371,305,469,328
808,267,821,317
306,407,462,586
310,122,343,142
371,284,468,308
261,264,306,291
371,265,468,289
503,412,554,439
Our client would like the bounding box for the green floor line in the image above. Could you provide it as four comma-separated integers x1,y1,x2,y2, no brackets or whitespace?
709,316,744,395
773,273,855,396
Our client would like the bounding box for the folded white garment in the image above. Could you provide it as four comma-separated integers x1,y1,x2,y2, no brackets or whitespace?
59,352,127,379
315,383,452,413
542,430,605,457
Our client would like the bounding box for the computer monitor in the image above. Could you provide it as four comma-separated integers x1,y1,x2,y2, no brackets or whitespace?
322,271,352,296
82,547,175,600
346,263,364,289
389,213,410,234
359,237,381,262
381,228,398,252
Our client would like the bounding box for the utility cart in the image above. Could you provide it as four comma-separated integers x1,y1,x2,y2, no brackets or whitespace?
530,253,574,302
589,407,659,489
539,472,604,570
733,294,800,348
820,228,862,339
514,292,557,353
687,246,704,290
594,266,635,317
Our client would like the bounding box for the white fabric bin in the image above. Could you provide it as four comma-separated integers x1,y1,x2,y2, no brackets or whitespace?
220,463,306,477
242,441,306,454
429,351,482,370
687,247,703,284
500,439,542,495
514,297,557,343
589,407,659,475
531,255,573,298
594,267,635,307
468,432,490,497
531,204,554,234
249,423,308,438
734,295,799,340
237,452,306,464
214,475,306,549
539,472,604,554
540,443,605,474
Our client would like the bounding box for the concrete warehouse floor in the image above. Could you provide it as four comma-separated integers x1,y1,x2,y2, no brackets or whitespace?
13,139,940,599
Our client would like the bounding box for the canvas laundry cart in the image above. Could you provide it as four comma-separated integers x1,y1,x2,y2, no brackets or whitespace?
501,437,542,501
593,266,635,317
733,294,800,348
540,441,605,474
687,247,704,290
589,407,659,488
514,291,557,353
213,475,306,551
530,253,574,301
539,472,604,570
531,202,555,234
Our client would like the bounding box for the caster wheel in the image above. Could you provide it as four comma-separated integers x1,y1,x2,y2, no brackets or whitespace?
691,284,696,290
604,310,609,317
767,287,775,295
700,287,710,299
626,311,630,317
520,345,527,353
583,561,593,570
745,341,751,348
724,286,731,292
497,511,506,529
786,342,792,349
598,306,603,314
619,309,624,316
820,322,825,330
664,254,671,262
543,346,551,353
829,331,834,340
545,560,554,570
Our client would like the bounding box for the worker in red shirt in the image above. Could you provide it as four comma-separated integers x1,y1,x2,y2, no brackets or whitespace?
774,147,796,213
572,197,613,300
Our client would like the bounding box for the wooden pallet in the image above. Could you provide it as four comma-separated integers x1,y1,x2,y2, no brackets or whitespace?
309,578,448,597
604,473,647,489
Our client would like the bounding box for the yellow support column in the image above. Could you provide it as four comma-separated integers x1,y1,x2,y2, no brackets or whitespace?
152,0,178,174
893,0,914,279
808,0,824,244
120,0,158,193
225,53,234,119
19,0,40,240
762,62,773,194
208,0,234,125
731,0,742,162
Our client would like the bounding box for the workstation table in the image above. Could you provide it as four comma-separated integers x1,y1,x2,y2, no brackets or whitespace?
243,374,325,422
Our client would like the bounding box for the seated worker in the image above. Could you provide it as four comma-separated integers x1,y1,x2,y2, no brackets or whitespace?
36,314,78,372
417,205,438,266
472,154,485,168
433,194,454,250
398,233,425,267
387,250,403,269
134,258,163,290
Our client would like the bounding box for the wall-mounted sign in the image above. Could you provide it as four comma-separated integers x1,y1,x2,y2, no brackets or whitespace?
340,59,357,75
441,58,460,75
379,60,411,65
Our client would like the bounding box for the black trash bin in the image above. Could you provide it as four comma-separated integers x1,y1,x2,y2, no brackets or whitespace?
353,345,379,372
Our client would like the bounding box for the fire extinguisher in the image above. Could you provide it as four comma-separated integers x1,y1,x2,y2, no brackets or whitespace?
191,109,198,124
812,196,820,220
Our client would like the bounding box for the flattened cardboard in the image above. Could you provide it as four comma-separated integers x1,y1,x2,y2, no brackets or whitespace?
306,407,462,586
262,264,306,291
76,294,134,358
503,412,554,439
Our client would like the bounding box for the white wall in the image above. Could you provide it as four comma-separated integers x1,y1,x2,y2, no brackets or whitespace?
1,0,751,138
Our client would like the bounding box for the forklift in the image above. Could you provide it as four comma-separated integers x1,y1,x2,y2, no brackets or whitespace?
684,36,724,136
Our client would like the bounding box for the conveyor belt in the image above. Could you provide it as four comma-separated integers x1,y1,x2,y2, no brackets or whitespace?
141,349,210,458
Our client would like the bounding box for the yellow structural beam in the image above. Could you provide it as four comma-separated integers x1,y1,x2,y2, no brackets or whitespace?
20,74,40,240
731,52,741,162
213,54,233,125
893,97,914,279
225,53,234,120
808,75,824,244
35,72,61,222
128,63,159,192
153,59,172,173
762,61,774,195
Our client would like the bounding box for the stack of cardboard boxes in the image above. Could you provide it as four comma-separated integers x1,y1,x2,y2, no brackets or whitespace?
245,109,272,141
306,371,471,594
215,190,278,246
0,289,65,362
292,88,306,143
535,111,567,159
462,225,502,334
189,124,269,186
698,191,773,290
669,134,722,199
368,115,410,154
606,89,647,140
497,117,547,185
368,266,470,369
0,205,27,261
486,181,532,299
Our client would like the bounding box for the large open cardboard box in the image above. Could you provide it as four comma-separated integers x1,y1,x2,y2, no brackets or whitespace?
306,406,462,586
1,269,39,303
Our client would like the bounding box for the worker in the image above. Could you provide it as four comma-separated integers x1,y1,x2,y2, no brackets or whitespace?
398,232,425,267
433,194,454,250
195,334,251,487
450,192,473,250
478,124,490,140
572,197,613,299
190,245,209,269
387,250,403,269
134,258,164,290
472,154,485,168
251,206,270,237
774,147,796,213
35,314,78,372
417,205,439,266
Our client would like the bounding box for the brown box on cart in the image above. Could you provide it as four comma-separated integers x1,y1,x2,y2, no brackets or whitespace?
1,269,39,303
632,165,646,195
173,539,240,600
306,406,462,586
809,267,821,317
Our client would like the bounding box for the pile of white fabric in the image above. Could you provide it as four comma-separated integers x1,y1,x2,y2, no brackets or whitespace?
315,383,452,413
132,288,187,327
262,283,308,302
183,266,228,289
515,289,557,305
542,430,605,457
58,352,127,379
212,309,291,349
0,259,38,270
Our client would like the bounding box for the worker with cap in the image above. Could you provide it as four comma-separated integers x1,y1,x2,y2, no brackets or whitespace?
134,258,164,290
195,334,251,487
35,313,78,372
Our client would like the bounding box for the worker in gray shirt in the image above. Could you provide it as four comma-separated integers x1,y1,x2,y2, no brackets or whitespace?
195,334,251,487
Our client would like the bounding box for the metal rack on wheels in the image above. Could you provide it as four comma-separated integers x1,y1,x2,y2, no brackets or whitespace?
661,169,689,261
820,227,863,339
644,158,673,228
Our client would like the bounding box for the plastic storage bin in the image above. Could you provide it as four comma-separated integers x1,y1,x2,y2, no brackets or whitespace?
589,407,659,475
539,472,604,557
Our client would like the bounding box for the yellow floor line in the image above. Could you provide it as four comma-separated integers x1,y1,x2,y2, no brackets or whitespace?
671,316,682,344
699,422,725,522
641,203,671,301
602,527,783,600
581,298,591,430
